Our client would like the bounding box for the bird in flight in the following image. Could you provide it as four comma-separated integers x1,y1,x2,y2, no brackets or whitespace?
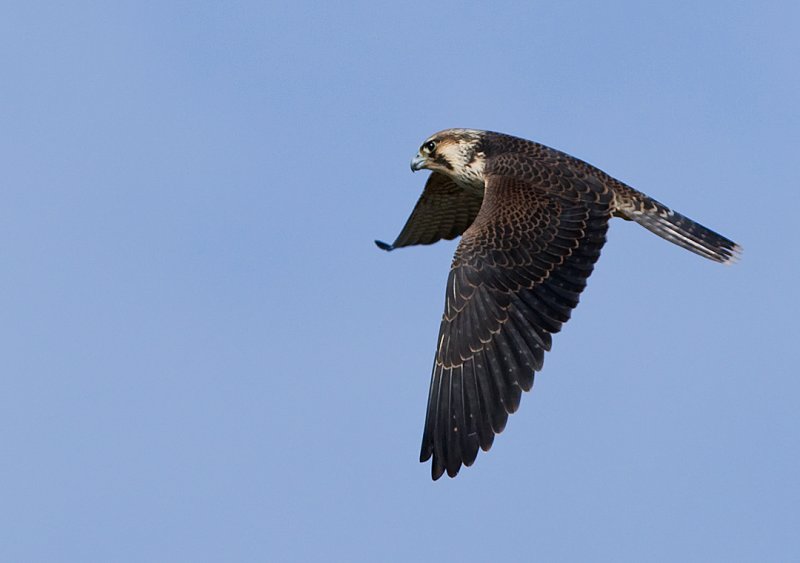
376,129,740,480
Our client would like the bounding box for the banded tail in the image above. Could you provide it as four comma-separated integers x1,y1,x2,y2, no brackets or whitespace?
614,188,741,264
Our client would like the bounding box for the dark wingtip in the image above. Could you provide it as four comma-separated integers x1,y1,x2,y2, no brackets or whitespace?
431,458,445,481
374,240,394,251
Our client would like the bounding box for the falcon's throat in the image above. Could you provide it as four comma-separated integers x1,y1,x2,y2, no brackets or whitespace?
441,142,487,194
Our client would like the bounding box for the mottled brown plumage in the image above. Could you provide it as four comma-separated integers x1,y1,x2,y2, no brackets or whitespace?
376,129,740,480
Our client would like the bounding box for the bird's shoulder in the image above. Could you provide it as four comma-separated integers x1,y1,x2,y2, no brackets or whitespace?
480,133,611,202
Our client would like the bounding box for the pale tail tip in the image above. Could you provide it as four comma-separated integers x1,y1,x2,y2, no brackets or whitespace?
722,243,743,265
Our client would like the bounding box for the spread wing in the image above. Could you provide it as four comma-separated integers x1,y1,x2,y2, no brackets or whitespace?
375,172,483,251
420,174,612,479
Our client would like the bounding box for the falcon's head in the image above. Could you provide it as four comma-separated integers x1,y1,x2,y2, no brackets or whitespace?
410,129,487,190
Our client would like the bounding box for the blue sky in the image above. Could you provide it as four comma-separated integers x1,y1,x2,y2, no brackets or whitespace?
2,1,798,561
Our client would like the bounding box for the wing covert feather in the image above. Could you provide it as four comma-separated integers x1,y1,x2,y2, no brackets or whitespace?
420,174,612,479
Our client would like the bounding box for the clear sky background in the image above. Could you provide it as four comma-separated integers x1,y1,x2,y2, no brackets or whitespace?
2,2,798,561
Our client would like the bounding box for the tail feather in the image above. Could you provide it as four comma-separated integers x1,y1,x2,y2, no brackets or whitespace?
626,200,741,264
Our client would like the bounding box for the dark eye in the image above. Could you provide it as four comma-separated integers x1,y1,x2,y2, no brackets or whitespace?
423,140,436,152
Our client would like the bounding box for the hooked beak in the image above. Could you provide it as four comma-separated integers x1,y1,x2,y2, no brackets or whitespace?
410,153,426,172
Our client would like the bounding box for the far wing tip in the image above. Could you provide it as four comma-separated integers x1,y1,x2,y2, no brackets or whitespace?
374,239,394,251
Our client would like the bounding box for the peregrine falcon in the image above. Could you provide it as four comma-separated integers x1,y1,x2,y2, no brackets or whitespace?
376,129,740,480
